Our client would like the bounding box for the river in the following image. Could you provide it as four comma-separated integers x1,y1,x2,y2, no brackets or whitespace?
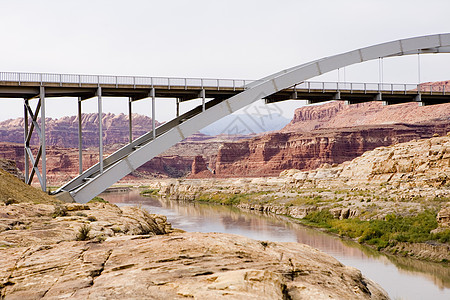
101,189,450,300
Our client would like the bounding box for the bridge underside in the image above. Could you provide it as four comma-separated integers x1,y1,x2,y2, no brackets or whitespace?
2,82,449,110
265,89,450,106
1,33,449,203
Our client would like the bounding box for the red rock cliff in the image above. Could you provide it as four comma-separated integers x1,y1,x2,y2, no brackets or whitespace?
283,101,450,132
0,113,161,148
214,122,450,177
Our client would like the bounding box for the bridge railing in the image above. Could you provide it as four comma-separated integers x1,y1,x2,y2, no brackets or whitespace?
0,71,446,94
294,81,446,94
0,71,254,90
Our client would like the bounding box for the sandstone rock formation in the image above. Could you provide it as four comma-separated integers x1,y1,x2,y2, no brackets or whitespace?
280,132,450,188
0,159,24,181
212,122,450,177
0,161,389,299
0,167,172,247
0,113,161,148
2,99,450,181
437,205,450,228
189,155,213,179
0,232,389,299
283,101,450,132
0,131,248,185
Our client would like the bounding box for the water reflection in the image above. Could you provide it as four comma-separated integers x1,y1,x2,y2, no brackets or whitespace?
103,190,450,300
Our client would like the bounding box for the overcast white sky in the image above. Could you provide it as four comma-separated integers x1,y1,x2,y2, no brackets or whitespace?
0,0,449,122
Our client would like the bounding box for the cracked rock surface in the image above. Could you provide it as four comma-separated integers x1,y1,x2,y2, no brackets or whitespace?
0,233,389,299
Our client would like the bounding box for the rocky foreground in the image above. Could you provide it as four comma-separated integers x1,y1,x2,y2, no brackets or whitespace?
0,167,388,299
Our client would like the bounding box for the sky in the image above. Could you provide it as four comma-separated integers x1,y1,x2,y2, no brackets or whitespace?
0,0,449,123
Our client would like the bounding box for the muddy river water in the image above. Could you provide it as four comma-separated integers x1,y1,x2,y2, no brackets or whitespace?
102,189,450,300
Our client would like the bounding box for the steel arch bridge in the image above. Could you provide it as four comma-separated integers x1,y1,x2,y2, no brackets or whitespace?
5,33,450,203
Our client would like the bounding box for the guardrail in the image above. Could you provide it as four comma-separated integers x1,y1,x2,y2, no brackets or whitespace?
294,81,447,94
0,71,446,94
0,71,253,90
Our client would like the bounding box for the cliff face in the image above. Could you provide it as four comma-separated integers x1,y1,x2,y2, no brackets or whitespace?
213,122,450,177
2,98,450,181
0,132,246,185
0,113,161,148
283,101,450,132
0,143,194,185
199,99,450,177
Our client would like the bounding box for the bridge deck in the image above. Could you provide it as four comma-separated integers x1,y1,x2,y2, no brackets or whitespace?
1,78,448,106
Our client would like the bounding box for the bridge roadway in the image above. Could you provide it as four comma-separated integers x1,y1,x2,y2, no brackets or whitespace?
2,33,450,202
0,72,449,106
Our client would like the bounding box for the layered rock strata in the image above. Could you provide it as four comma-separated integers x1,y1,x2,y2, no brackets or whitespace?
0,113,161,148
212,122,450,177
283,101,450,132
0,132,246,185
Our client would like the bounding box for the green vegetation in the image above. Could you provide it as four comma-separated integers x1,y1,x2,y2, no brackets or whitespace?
76,224,91,241
194,191,274,206
301,209,447,250
140,189,160,196
286,195,331,206
88,196,108,203
52,205,68,218
195,193,251,205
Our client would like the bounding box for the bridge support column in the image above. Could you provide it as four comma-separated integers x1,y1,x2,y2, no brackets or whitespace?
200,89,206,112
176,98,180,117
151,88,156,139
416,94,424,106
23,87,47,192
128,97,133,143
23,99,29,184
374,93,382,101
78,97,83,174
97,87,103,173
40,87,46,192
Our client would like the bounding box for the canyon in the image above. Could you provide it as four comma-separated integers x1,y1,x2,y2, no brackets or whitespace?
193,101,450,177
0,113,245,184
0,112,162,148
1,100,450,184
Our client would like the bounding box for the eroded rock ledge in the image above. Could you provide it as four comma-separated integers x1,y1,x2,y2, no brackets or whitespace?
0,232,388,299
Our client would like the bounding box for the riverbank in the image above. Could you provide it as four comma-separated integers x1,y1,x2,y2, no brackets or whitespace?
0,167,389,299
141,176,449,264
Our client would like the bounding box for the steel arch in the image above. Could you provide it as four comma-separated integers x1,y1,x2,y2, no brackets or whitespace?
68,33,450,202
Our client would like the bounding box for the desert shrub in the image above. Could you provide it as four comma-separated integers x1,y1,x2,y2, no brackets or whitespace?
88,197,108,203
140,189,160,196
111,226,122,234
4,198,17,205
52,205,67,218
196,193,249,206
303,210,333,228
87,216,97,222
431,229,450,243
76,224,91,241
